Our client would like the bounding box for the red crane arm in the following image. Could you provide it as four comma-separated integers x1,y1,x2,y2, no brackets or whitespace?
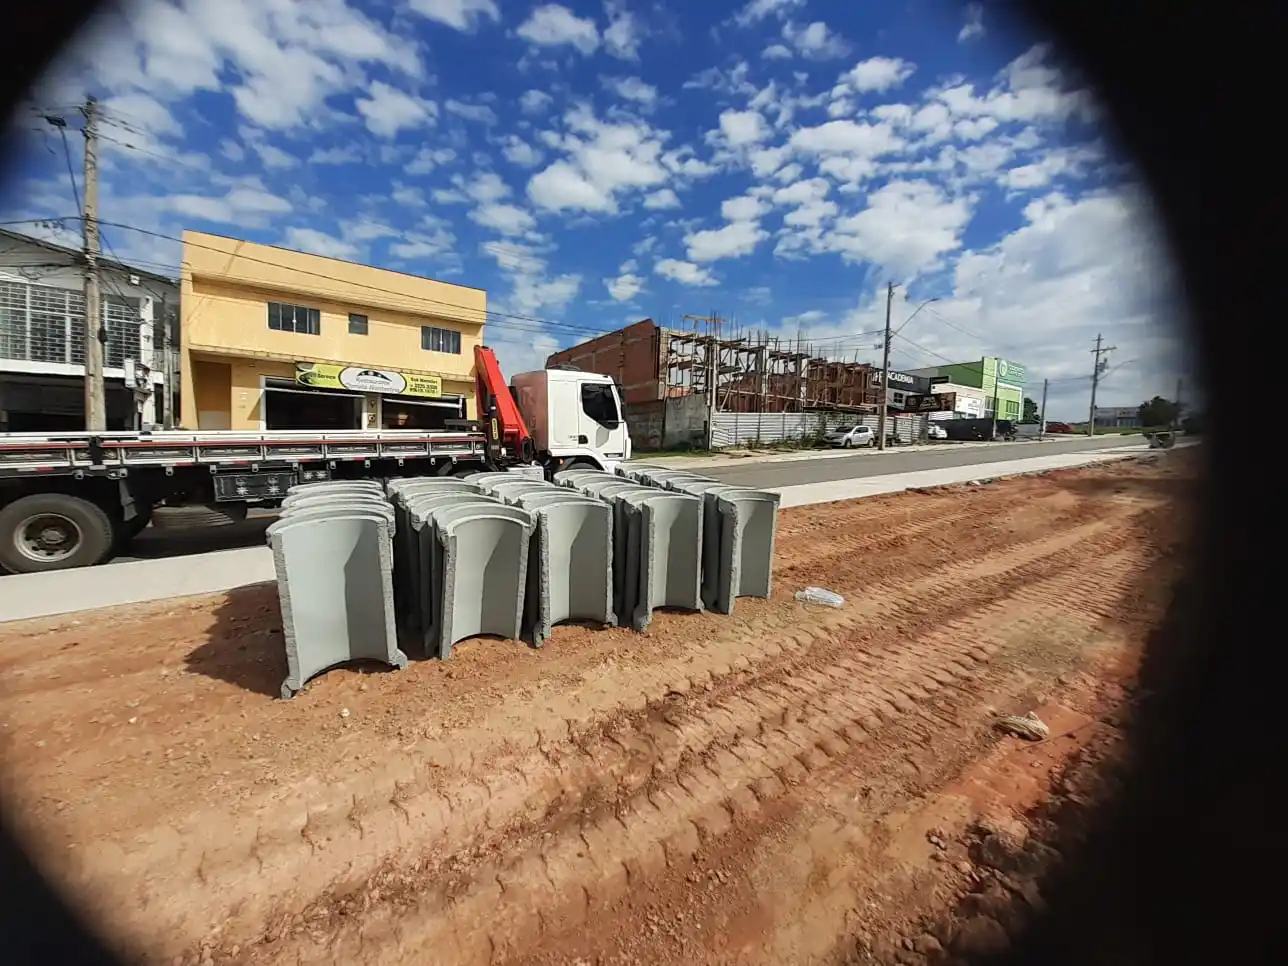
473,344,531,448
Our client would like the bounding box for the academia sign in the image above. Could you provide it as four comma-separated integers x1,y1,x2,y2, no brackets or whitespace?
295,363,443,398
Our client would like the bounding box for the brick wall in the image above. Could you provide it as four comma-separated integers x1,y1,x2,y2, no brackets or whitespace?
545,319,663,405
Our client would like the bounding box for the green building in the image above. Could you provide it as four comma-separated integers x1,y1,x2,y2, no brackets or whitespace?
906,357,1027,421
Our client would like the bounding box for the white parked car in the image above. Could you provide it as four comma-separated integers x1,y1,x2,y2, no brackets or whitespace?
927,423,948,440
825,425,875,448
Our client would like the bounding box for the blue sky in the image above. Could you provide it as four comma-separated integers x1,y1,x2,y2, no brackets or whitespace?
2,0,1191,419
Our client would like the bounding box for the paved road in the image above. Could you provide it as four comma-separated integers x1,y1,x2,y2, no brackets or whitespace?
702,435,1146,488
7,435,1145,571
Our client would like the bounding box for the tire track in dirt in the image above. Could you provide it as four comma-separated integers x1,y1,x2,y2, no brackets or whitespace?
216,515,1159,966
503,544,1157,966
3,480,1156,964
121,498,1142,962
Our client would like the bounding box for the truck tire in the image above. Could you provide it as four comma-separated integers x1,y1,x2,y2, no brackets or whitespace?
0,493,115,574
114,509,153,552
150,502,248,530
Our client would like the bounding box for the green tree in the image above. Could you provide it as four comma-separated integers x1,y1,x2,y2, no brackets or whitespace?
1021,397,1040,423
1137,396,1181,428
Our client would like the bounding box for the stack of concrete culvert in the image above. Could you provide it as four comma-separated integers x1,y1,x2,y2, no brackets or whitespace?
267,480,406,699
612,464,780,616
264,464,779,695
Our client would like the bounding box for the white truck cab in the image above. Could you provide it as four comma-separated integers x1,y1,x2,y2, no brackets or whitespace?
510,367,632,473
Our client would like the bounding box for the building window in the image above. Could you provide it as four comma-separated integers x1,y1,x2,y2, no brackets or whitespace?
267,301,320,335
348,313,368,335
1,278,140,367
421,325,461,355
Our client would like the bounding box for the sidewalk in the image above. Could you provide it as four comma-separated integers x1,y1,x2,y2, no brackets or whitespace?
631,433,1127,470
0,444,1156,623
767,445,1150,509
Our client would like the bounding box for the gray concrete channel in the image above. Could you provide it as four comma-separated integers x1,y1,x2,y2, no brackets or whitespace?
268,468,779,695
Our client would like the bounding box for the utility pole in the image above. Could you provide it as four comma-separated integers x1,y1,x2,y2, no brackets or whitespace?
1173,377,1183,430
1087,333,1116,436
81,96,106,432
876,282,894,451
1038,378,1049,439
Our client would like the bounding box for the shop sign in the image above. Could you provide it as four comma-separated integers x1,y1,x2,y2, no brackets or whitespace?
995,358,1026,387
295,363,443,398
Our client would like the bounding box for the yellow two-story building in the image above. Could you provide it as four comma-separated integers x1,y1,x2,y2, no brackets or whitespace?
178,230,485,432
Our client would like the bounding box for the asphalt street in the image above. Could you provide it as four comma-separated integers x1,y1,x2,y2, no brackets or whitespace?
9,435,1143,571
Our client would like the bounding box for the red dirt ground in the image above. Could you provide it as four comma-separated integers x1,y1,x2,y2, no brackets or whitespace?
0,451,1196,965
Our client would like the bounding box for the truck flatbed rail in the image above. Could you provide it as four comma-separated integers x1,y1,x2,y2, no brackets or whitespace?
0,429,488,476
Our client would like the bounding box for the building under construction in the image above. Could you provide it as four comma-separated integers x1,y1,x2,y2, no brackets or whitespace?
545,317,882,415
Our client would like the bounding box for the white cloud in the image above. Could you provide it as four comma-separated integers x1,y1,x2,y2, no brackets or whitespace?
526,105,672,214
604,1,646,60
958,4,986,44
933,45,1096,125
356,82,436,138
501,136,543,167
686,221,768,262
656,258,717,287
311,144,364,165
408,0,500,31
444,99,498,125
604,75,658,107
53,0,425,131
762,44,793,60
283,226,359,260
517,4,600,55
732,0,804,28
388,216,457,262
605,272,645,301
167,180,292,226
643,188,681,210
405,146,456,174
519,89,555,114
781,21,850,60
460,171,511,204
837,56,916,94
717,109,770,147
720,194,768,222
391,184,426,207
219,139,245,162
251,142,299,170
825,180,973,275
470,202,537,236
789,119,903,157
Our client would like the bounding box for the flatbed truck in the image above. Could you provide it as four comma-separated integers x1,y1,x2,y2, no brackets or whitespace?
0,347,630,574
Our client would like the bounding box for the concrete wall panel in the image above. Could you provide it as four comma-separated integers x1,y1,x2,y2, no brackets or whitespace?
281,491,391,513
480,478,561,505
553,468,617,488
660,477,780,614
387,478,483,501
265,513,405,698
513,491,615,645
430,504,534,659
396,492,497,643
287,480,386,496
618,491,703,629
564,480,656,623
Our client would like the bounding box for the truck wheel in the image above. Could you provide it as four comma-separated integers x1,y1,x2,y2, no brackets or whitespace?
0,493,115,574
114,509,153,551
150,503,249,530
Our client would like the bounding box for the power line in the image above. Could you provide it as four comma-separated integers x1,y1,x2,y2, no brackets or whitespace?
41,115,82,216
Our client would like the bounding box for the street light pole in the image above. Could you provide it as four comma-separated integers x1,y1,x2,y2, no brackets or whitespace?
876,283,894,451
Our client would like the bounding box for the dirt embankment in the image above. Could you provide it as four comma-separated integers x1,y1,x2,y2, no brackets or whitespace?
0,452,1196,965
